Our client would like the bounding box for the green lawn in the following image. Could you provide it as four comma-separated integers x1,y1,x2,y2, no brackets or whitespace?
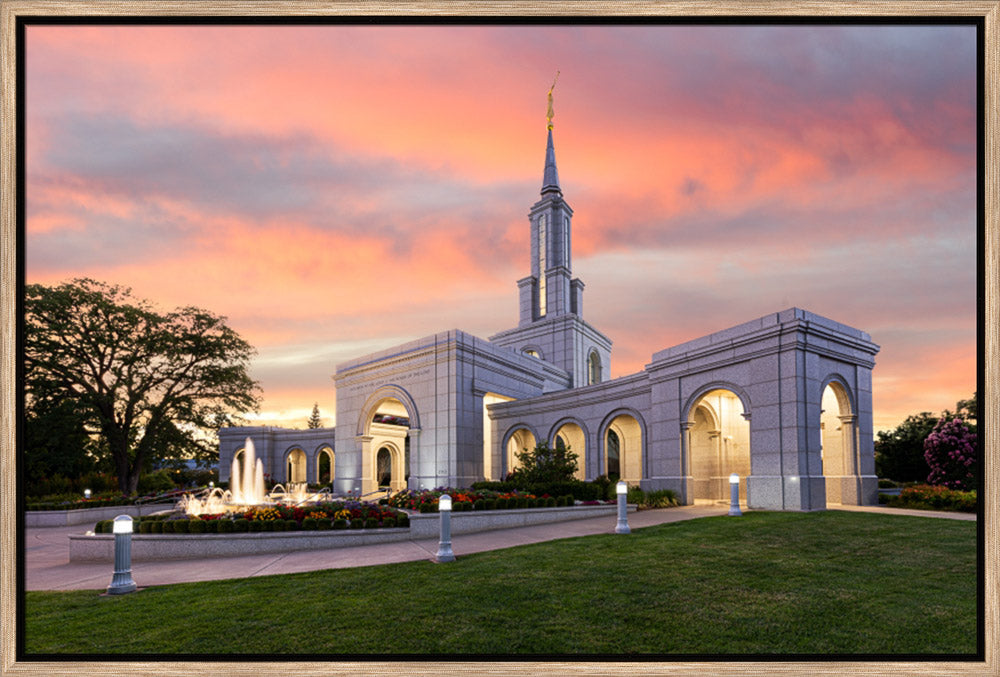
24,511,977,656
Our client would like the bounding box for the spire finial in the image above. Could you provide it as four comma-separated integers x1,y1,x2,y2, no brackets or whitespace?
546,71,560,130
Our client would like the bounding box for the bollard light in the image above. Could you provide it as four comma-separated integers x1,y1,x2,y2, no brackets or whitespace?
106,515,137,595
83,489,91,499
208,481,214,488
435,494,455,563
615,481,630,534
728,473,742,517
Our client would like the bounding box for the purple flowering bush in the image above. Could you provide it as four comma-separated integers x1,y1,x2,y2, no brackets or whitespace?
923,417,977,491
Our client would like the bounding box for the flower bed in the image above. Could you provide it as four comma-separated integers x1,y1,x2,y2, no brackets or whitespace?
94,500,408,534
386,487,591,513
883,484,977,513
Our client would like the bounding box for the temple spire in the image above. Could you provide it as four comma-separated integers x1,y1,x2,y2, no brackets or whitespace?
542,128,561,195
542,72,561,195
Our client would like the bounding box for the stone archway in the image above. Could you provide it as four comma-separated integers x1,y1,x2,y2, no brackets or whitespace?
551,420,587,481
602,411,644,485
504,426,537,476
285,447,307,484
316,446,334,485
820,378,858,505
356,386,420,494
685,388,750,502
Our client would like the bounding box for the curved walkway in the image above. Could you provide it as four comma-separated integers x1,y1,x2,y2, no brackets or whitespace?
23,503,973,591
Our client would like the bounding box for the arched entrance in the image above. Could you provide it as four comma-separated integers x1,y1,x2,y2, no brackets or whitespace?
367,399,409,492
820,379,857,505
316,446,334,485
551,420,587,481
285,447,307,484
603,413,643,485
357,386,420,494
686,388,750,502
505,427,536,476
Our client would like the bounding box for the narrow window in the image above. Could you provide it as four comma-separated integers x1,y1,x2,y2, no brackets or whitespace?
588,350,601,385
538,214,547,317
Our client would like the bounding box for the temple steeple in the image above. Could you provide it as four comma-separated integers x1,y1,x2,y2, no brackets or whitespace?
542,128,561,195
489,80,612,389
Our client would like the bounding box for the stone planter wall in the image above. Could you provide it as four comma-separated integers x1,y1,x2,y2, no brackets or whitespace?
68,503,632,563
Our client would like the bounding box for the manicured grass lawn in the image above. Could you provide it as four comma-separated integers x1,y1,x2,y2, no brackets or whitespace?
24,511,977,656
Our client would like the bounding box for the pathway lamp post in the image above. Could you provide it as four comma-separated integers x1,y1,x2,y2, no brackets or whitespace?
615,481,630,534
83,489,91,500
729,474,743,516
106,515,137,595
435,494,455,563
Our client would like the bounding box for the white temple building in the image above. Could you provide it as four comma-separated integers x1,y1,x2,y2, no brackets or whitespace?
220,114,880,511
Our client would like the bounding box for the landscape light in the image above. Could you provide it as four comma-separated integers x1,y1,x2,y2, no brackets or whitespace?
729,474,743,517
435,494,455,563
83,489,91,499
615,481,630,534
106,515,137,595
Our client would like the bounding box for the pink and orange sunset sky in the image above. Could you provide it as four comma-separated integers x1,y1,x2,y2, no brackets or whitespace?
24,23,979,433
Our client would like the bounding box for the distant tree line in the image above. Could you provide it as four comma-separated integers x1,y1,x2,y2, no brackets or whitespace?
875,393,977,489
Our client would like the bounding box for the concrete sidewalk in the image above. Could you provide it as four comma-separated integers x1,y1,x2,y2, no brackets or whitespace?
24,502,974,592
25,505,729,591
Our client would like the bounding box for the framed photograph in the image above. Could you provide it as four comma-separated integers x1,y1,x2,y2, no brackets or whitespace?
3,2,995,675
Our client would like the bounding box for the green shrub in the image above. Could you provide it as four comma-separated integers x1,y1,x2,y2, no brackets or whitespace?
643,489,679,508
627,487,646,505
383,517,397,528
138,520,152,534
529,481,601,501
317,519,332,530
137,469,176,496
161,520,176,534
364,518,379,529
473,499,486,511
396,514,409,528
545,496,557,507
419,502,437,514
216,520,234,533
173,520,190,533
261,520,276,531
333,518,348,530
349,519,363,530
886,484,977,512
514,497,527,509
285,519,298,531
233,519,249,532
495,498,509,510
150,520,163,534
471,480,518,492
188,519,206,534
303,518,319,530
483,499,496,510
248,520,263,532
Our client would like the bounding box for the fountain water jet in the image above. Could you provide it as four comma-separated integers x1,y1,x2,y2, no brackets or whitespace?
180,437,340,516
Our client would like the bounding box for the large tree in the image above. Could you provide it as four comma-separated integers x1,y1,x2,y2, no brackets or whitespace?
874,412,938,483
24,279,261,495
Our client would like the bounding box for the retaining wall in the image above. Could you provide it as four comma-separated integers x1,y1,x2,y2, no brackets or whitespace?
68,503,629,563
26,504,168,527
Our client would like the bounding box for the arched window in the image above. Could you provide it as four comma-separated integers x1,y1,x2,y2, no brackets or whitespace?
523,348,540,358
376,447,392,487
606,429,621,477
588,350,602,385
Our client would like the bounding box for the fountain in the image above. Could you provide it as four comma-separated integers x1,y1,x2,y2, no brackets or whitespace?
178,437,336,516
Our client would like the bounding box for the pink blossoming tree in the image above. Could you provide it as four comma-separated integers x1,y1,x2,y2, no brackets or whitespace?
923,417,978,491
